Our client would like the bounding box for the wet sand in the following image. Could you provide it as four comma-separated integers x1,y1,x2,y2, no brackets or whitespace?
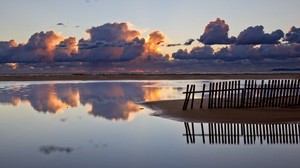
141,99,300,124
0,73,299,81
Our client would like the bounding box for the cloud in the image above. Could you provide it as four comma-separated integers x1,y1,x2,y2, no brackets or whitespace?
285,26,300,43
8,31,64,63
198,18,236,45
166,43,181,47
236,26,284,45
172,46,214,59
56,23,65,26
77,22,145,62
184,39,195,46
87,22,140,43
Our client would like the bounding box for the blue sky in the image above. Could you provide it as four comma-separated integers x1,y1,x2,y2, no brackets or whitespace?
1,0,299,44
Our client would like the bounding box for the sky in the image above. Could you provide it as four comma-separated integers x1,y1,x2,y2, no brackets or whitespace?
0,0,300,73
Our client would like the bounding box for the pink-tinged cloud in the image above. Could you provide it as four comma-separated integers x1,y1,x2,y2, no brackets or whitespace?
198,18,236,45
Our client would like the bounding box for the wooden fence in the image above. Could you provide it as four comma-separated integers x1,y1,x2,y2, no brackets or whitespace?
184,122,300,145
182,79,300,110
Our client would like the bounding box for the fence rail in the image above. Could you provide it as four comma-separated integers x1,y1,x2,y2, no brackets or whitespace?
182,79,300,110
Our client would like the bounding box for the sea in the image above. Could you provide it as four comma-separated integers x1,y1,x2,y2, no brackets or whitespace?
1,79,300,168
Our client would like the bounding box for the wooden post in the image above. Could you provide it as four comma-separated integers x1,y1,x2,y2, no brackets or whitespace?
241,80,247,108
288,80,294,106
292,79,298,105
227,81,231,108
224,81,228,108
214,82,218,108
221,82,225,108
237,81,241,107
218,82,222,108
285,80,291,107
208,83,212,109
279,79,284,107
272,80,278,107
182,85,189,110
200,84,206,109
190,85,195,109
274,80,280,107
253,81,257,107
268,80,274,107
259,80,264,107
296,79,300,105
212,83,215,108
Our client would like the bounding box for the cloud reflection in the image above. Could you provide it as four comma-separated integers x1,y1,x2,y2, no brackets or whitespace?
0,82,172,121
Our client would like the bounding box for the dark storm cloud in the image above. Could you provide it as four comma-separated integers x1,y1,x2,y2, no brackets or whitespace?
236,26,284,45
285,26,300,43
198,18,236,45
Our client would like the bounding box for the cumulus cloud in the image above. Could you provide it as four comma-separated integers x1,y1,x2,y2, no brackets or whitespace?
141,30,168,61
236,25,284,45
0,20,300,73
285,26,300,43
77,22,145,62
172,46,214,59
8,31,64,63
198,18,236,45
87,22,140,43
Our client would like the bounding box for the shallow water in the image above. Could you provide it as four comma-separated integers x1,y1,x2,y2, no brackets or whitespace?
0,80,300,168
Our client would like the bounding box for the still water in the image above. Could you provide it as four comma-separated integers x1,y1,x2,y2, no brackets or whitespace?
0,80,300,168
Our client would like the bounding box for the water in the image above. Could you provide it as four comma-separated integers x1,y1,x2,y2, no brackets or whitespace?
0,80,300,168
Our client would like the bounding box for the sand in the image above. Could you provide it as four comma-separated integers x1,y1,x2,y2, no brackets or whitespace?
141,99,300,124
0,73,299,81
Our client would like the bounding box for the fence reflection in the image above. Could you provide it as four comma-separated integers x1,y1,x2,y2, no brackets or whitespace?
183,122,300,145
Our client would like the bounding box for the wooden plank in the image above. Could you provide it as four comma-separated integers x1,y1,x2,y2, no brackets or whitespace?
285,80,291,107
208,83,212,108
296,79,300,105
253,81,257,107
224,81,228,108
190,85,195,109
279,79,284,107
259,80,265,107
274,80,280,107
288,80,294,106
214,82,218,108
292,79,298,105
268,80,274,107
182,84,190,110
220,82,225,108
200,84,206,109
237,81,241,107
248,80,254,108
271,80,278,107
218,82,222,108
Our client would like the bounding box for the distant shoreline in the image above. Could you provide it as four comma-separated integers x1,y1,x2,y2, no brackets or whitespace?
0,73,299,81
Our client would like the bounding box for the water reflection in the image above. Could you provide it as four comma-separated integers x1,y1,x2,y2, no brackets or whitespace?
0,81,181,121
184,122,300,145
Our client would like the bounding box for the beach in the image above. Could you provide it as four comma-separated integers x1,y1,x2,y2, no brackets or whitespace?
0,73,299,81
142,99,300,124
